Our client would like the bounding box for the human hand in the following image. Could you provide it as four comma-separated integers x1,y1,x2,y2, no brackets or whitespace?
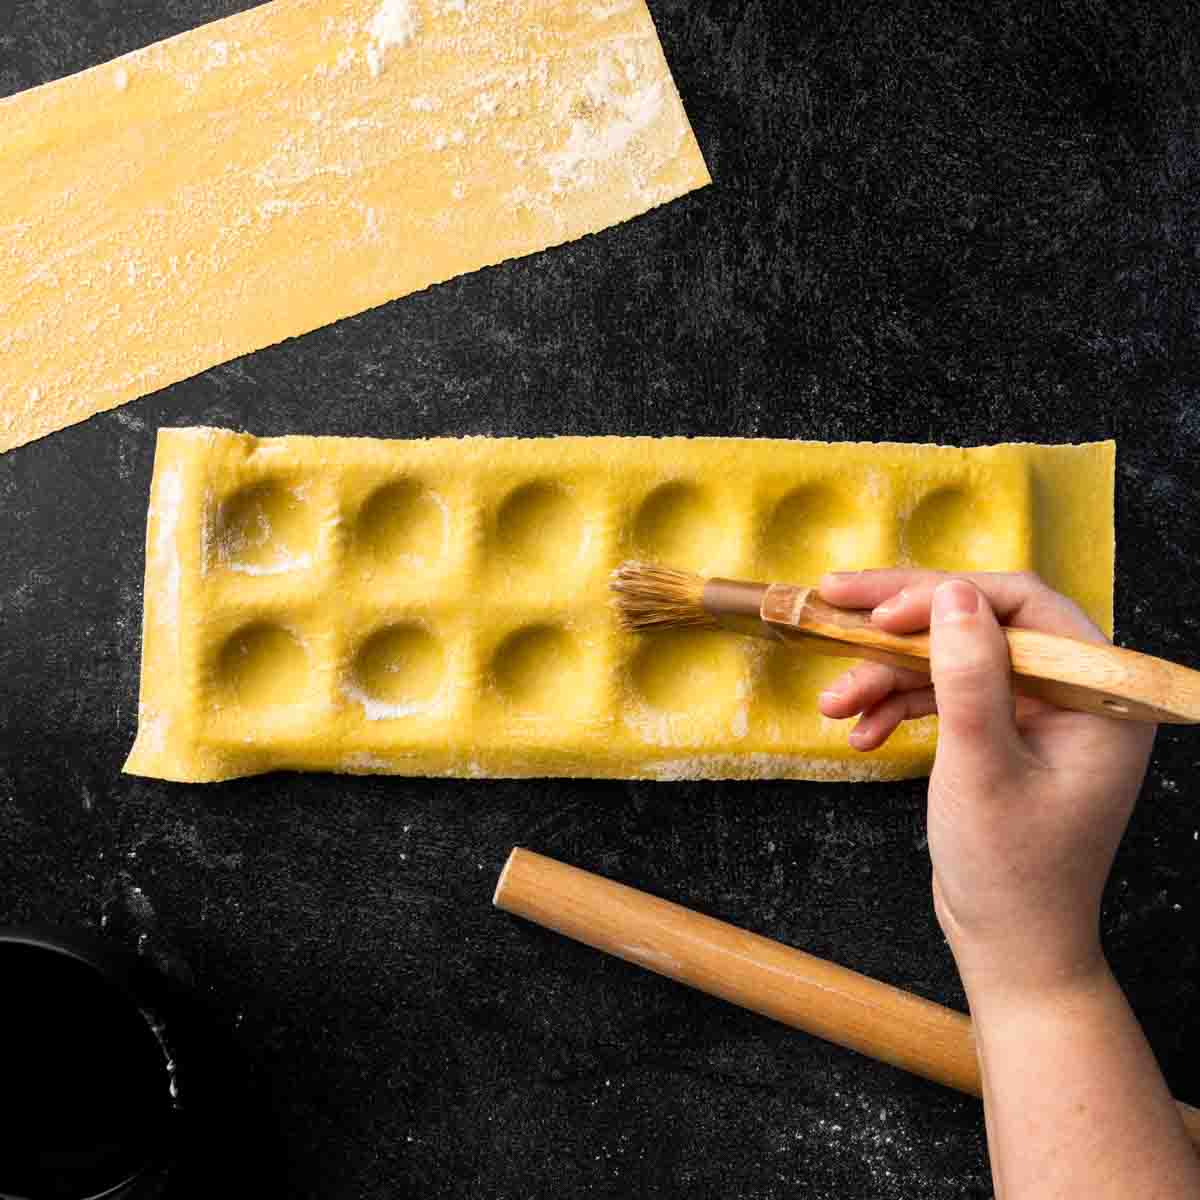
815,570,1156,996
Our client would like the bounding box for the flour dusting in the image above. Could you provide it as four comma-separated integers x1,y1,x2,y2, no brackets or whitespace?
366,0,422,78
154,467,184,630
592,0,634,17
227,553,313,577
343,680,445,722
343,751,396,770
544,52,667,190
731,706,749,739
648,754,898,783
114,67,130,92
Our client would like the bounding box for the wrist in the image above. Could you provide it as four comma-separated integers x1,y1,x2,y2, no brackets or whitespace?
932,878,1109,1004
952,935,1111,1013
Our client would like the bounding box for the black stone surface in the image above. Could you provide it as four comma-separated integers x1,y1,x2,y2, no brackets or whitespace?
3,2,1200,1196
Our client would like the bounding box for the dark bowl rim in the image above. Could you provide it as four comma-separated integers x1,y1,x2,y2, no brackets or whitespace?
0,925,177,1200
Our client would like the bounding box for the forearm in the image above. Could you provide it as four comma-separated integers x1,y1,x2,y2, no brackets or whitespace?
963,958,1200,1199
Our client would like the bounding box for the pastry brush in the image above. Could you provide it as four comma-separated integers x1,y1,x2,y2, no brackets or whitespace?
609,561,1200,724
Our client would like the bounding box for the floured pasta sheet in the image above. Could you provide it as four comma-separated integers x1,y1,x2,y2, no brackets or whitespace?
0,0,710,453
124,429,1115,783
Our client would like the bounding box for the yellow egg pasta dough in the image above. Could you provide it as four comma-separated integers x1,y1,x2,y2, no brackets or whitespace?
124,429,1115,783
0,0,710,452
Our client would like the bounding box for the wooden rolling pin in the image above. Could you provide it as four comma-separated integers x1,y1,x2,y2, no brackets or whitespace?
494,848,1200,1148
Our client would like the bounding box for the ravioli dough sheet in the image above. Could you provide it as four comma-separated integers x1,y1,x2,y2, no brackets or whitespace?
0,0,710,453
125,429,1115,783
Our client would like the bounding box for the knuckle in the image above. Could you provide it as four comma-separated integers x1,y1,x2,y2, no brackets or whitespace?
932,657,997,690
931,663,1008,734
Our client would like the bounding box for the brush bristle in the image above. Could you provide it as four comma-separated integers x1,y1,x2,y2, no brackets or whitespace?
609,560,716,631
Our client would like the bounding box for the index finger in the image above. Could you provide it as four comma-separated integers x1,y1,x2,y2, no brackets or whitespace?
817,568,1106,643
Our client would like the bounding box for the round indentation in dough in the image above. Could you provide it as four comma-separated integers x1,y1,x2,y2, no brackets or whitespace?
763,643,851,707
216,623,309,709
356,479,448,570
351,623,445,713
633,482,729,569
630,629,744,716
759,483,869,580
491,624,587,715
904,487,997,571
494,481,586,568
216,480,317,575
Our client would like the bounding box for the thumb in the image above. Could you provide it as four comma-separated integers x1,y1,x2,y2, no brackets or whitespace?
929,579,1021,777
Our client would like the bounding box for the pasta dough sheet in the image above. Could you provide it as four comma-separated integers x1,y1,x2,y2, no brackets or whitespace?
0,0,710,453
124,429,1115,783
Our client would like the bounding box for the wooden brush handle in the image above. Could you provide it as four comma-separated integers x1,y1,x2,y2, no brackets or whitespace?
760,587,1200,725
495,848,1200,1150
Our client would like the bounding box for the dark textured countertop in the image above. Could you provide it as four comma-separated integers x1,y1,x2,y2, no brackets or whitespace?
3,2,1199,1196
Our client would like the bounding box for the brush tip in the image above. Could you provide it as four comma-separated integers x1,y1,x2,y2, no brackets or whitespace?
609,560,715,632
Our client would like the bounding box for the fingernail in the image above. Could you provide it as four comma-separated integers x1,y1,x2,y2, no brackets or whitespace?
873,588,906,618
823,571,856,583
932,580,978,623
848,726,868,749
819,688,843,706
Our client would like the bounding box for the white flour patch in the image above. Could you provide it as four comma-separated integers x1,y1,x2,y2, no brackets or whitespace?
544,52,666,190
216,491,312,575
366,0,422,78
135,706,168,755
227,552,313,577
343,751,396,770
592,0,634,17
343,680,444,722
154,467,184,631
624,704,686,747
114,67,130,91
